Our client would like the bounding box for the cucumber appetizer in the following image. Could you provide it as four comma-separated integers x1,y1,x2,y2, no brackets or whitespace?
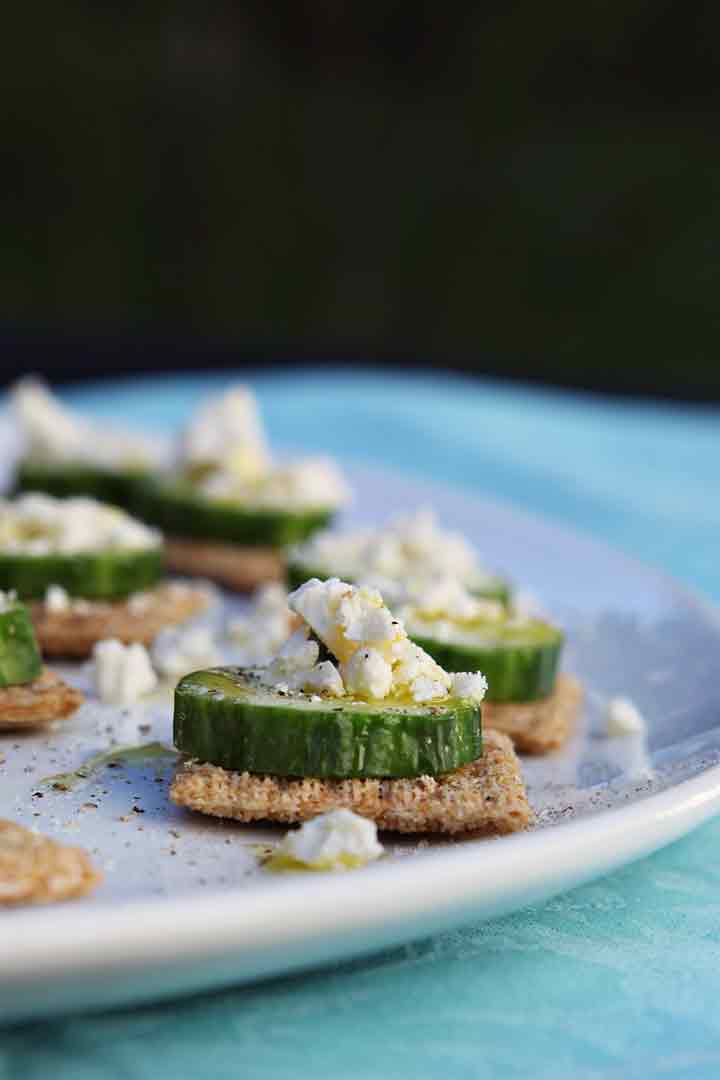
398,580,563,703
174,577,488,780
134,385,347,586
0,593,42,688
11,379,163,511
0,494,163,601
286,509,511,606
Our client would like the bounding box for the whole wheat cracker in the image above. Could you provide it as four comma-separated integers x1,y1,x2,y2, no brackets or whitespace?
30,582,210,659
0,819,101,905
0,668,84,730
164,538,284,591
482,674,583,755
170,729,532,835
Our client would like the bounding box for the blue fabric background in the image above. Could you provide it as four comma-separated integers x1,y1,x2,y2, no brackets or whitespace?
2,370,720,1079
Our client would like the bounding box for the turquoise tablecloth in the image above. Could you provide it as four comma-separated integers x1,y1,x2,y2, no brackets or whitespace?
3,370,720,1079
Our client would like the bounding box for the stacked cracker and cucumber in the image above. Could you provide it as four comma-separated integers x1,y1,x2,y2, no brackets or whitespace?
0,591,83,729
171,578,532,834
287,514,581,753
0,494,209,657
133,385,348,590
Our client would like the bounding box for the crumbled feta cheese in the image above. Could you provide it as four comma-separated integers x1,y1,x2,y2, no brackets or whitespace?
226,584,293,666
450,671,489,703
0,590,18,614
0,494,161,556
11,378,163,469
272,626,321,674
301,660,345,697
92,639,158,705
200,457,348,511
151,625,223,679
45,584,70,613
607,697,646,736
180,384,269,481
273,810,383,870
289,508,492,590
342,648,393,700
286,578,453,704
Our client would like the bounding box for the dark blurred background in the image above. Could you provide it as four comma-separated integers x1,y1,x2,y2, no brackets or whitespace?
2,3,719,398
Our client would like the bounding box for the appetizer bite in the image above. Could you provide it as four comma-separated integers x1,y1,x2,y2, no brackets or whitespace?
0,819,100,905
0,591,84,729
0,494,209,658
398,579,581,754
171,578,531,835
135,385,348,590
286,509,509,605
11,378,164,508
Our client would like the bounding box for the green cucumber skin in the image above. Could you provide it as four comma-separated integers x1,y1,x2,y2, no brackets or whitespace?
136,481,335,547
0,548,163,602
0,605,42,688
174,668,482,779
285,561,511,606
410,632,563,703
14,462,148,510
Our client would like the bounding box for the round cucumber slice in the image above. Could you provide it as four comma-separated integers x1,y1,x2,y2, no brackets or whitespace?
408,617,563,703
285,560,511,606
0,548,163,602
14,461,149,510
174,667,482,779
136,479,335,547
0,602,42,687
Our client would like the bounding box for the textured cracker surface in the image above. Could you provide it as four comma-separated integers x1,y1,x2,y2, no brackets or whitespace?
0,819,101,906
483,674,583,754
0,668,84,730
170,729,531,835
31,582,209,658
165,538,284,591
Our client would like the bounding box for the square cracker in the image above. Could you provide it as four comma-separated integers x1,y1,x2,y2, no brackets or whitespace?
0,668,84,730
170,729,532,836
0,819,100,906
482,674,583,755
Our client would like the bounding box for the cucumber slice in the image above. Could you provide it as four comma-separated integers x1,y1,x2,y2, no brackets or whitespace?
0,548,163,602
14,461,148,510
136,479,335,547
174,667,482,779
285,560,511,606
408,617,563,703
0,602,42,687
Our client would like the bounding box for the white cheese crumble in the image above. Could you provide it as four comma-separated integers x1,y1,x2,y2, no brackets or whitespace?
92,639,158,705
226,583,293,666
0,590,18,614
289,508,495,592
152,625,224,680
180,384,348,510
45,584,70,613
607,697,646,737
199,457,349,511
180,384,269,481
0,494,161,555
12,378,164,469
276,578,487,706
273,810,383,870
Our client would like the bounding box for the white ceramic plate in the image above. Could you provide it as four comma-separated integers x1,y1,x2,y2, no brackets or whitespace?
3,462,720,1024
